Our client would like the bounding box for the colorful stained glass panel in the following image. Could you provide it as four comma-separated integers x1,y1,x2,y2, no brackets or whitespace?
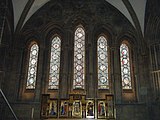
48,36,61,89
120,43,132,89
97,36,109,89
73,27,85,89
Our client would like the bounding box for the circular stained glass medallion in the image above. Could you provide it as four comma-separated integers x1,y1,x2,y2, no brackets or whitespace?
53,44,59,49
32,50,37,55
30,68,35,74
100,77,107,83
29,78,34,84
31,59,36,64
77,54,82,59
100,65,106,71
100,54,106,59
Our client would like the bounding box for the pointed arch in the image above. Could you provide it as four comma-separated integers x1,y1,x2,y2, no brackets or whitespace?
120,41,132,89
73,25,85,89
97,35,109,89
26,42,39,89
48,36,61,89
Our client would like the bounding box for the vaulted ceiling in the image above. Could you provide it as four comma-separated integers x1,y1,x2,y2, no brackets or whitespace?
12,0,147,36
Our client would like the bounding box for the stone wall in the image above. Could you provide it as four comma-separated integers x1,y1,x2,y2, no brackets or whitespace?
0,0,159,119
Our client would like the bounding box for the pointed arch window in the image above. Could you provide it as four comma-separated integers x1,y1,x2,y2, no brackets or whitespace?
73,26,85,89
48,36,61,89
120,42,132,89
26,43,39,89
97,36,109,89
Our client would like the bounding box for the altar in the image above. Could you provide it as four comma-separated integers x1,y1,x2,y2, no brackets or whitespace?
41,93,115,119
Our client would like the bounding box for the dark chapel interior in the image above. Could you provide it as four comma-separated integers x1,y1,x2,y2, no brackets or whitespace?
0,0,160,119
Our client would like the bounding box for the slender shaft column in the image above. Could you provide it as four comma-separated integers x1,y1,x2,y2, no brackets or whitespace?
86,42,94,98
34,46,44,102
59,39,69,98
113,45,122,103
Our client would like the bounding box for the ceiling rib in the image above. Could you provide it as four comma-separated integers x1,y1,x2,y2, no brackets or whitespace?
105,0,135,28
12,0,28,30
15,0,35,33
122,0,146,54
22,0,50,28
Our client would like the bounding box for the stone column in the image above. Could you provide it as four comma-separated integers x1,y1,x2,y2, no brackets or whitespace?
86,28,94,98
113,45,122,103
14,47,25,100
34,46,44,102
66,29,73,94
59,38,69,98
33,45,45,119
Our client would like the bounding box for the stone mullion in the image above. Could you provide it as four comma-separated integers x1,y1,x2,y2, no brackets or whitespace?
85,45,89,97
68,46,73,93
86,28,94,98
59,31,69,98
110,46,115,96
41,48,48,94
113,45,122,103
67,30,73,93
34,46,44,102
133,46,140,102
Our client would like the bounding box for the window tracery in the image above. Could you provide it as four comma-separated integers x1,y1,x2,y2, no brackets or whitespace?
73,26,85,89
26,43,39,89
97,36,109,89
48,36,61,89
120,43,132,89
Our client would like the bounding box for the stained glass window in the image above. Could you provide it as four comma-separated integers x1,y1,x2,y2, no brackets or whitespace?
48,36,61,89
120,43,132,89
73,26,85,89
97,36,109,89
26,43,39,89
